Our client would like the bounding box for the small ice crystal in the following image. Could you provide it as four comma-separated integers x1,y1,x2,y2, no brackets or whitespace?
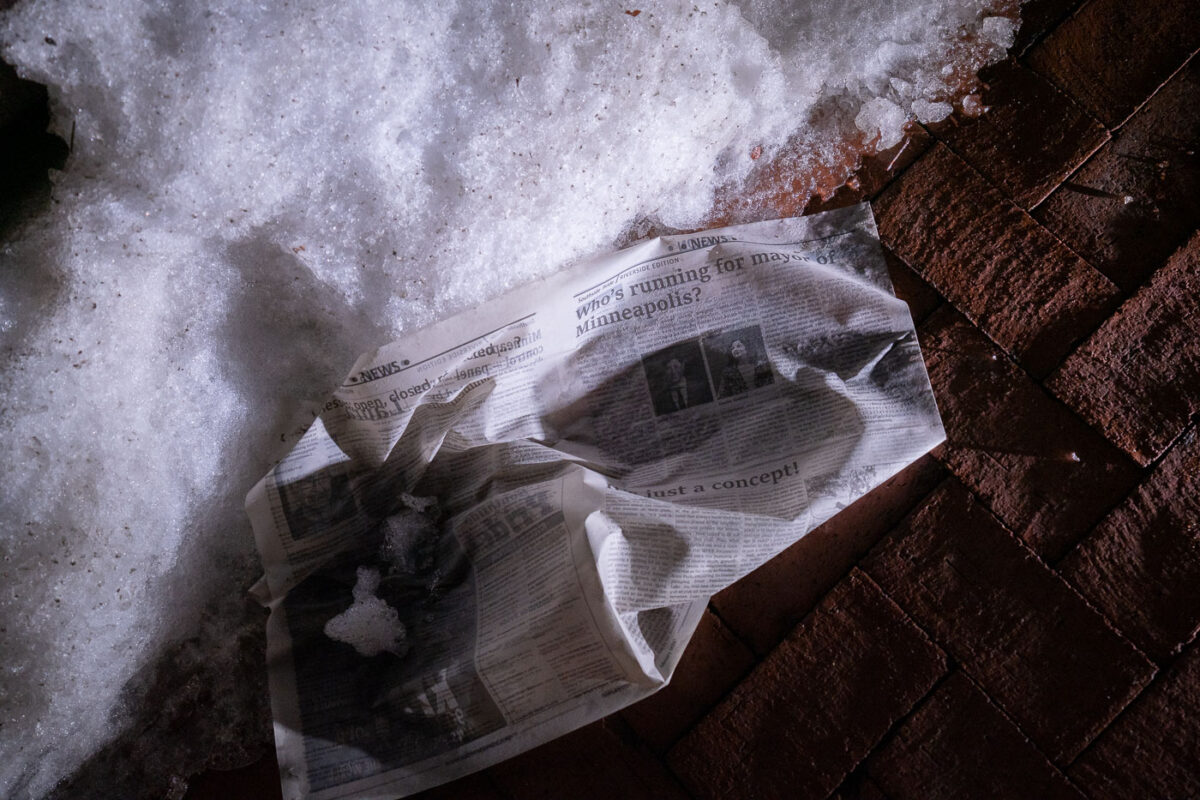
854,97,909,149
382,508,439,573
912,99,954,123
961,93,987,117
323,567,407,658
980,16,1017,49
399,493,438,514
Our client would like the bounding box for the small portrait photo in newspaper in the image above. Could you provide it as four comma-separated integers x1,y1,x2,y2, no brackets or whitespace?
702,324,775,399
641,339,715,417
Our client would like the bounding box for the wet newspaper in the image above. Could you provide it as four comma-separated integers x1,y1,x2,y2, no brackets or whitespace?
245,203,945,799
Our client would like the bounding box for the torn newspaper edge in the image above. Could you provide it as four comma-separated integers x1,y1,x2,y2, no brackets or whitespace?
245,203,945,800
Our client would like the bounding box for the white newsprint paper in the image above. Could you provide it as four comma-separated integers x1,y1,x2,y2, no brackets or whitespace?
246,203,945,799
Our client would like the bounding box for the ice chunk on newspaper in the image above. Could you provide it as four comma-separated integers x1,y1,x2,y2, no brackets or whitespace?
245,203,944,800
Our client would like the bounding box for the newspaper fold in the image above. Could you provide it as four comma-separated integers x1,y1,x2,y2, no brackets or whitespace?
246,203,945,799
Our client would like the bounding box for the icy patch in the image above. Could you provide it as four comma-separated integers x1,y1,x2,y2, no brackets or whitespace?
912,99,955,124
981,15,1019,49
382,508,440,574
324,568,408,658
0,0,1017,796
962,92,989,116
855,97,911,149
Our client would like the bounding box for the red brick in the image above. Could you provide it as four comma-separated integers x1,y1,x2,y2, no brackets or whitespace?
867,672,1085,800
919,306,1140,560
1070,646,1200,800
488,718,688,800
620,609,754,753
712,456,944,654
874,143,1120,377
1012,0,1085,56
1033,56,1200,291
1047,231,1200,466
929,58,1108,208
183,754,283,800
884,247,942,325
410,772,509,800
1026,0,1199,127
830,769,892,800
669,570,945,800
1060,427,1200,661
862,480,1155,764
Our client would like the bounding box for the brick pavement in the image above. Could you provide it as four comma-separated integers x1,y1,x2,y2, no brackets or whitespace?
148,0,1199,796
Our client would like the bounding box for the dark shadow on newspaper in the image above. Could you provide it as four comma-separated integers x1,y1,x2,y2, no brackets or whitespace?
273,485,505,792
538,332,872,511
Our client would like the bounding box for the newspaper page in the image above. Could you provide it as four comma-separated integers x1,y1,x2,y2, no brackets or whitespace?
245,203,945,800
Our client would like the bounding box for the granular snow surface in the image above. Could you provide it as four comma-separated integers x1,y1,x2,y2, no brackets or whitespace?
0,1,1016,796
